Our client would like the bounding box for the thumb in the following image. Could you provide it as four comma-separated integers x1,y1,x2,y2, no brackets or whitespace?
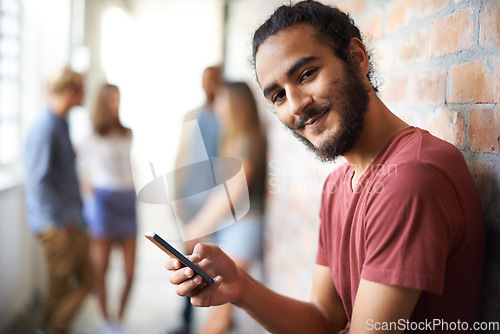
190,243,220,262
191,275,224,307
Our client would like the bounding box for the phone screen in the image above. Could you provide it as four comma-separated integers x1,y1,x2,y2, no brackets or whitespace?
145,231,214,285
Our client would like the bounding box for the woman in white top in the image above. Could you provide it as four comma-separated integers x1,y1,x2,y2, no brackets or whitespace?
78,84,136,333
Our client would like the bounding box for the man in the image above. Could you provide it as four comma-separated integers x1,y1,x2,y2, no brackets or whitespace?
170,65,223,334
165,2,485,333
174,65,223,224
25,67,94,334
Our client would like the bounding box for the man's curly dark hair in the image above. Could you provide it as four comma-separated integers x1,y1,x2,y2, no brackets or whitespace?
252,0,379,92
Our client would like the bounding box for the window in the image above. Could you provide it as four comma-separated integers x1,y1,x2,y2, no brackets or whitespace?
0,0,21,165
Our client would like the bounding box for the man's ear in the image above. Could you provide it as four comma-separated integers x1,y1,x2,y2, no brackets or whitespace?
63,86,73,95
65,86,78,98
348,38,369,77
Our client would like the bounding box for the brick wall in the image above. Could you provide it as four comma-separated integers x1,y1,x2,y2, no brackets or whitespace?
262,0,500,321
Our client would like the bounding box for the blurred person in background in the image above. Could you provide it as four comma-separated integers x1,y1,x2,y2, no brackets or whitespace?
170,66,223,334
78,83,137,334
183,81,267,334
174,66,223,225
24,66,94,334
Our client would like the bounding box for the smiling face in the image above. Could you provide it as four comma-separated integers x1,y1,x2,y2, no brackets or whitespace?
255,24,370,162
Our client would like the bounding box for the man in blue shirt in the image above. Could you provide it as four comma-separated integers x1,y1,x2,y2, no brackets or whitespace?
170,65,222,334
25,67,94,334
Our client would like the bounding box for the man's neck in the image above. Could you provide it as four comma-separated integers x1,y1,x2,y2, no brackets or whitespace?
49,97,70,117
205,100,215,112
345,93,408,189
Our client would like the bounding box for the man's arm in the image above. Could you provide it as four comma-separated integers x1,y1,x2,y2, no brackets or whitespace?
166,244,347,334
25,125,63,227
173,110,198,196
238,264,347,334
350,279,421,334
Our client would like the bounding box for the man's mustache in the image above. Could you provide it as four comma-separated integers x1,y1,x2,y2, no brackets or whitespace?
291,101,332,130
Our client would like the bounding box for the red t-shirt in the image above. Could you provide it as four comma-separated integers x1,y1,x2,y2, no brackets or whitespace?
316,127,485,329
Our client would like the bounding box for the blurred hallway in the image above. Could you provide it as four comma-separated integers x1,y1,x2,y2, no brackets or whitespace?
6,0,499,331
71,209,185,334
70,204,265,334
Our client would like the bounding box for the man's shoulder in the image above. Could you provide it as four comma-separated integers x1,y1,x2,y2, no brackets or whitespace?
372,129,475,203
27,111,59,141
322,162,351,193
385,127,465,171
325,161,350,179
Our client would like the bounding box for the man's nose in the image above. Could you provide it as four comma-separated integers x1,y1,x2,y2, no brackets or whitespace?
287,86,312,116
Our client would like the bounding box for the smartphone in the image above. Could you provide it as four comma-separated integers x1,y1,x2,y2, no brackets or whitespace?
144,231,214,285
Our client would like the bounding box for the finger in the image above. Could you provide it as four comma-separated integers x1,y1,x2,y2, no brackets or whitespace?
189,243,203,262
169,267,194,285
165,258,182,271
175,275,204,297
190,243,220,263
191,276,224,307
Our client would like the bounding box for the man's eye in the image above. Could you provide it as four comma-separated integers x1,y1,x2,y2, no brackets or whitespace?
272,90,286,104
300,68,317,82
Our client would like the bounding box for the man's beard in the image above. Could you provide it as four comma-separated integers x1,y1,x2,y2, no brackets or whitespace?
287,62,370,162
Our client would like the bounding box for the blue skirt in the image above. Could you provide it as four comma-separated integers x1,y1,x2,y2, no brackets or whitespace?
214,214,262,262
83,188,137,240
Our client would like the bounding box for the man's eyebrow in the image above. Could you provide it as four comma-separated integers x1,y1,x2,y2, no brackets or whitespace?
262,56,318,101
263,83,279,101
286,56,318,79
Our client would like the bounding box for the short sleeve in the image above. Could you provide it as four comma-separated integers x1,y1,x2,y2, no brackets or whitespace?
361,162,461,295
315,171,340,267
316,213,329,267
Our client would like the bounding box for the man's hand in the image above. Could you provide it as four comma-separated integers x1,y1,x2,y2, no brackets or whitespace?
62,223,77,238
165,243,243,307
183,237,200,255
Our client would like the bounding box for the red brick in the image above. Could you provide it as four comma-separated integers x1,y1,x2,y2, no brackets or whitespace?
414,0,448,20
425,107,465,147
480,2,500,48
399,28,429,64
448,58,499,104
409,68,447,105
335,4,351,18
359,8,383,40
386,0,414,33
496,57,500,102
469,107,500,154
429,9,474,58
339,0,367,15
351,0,367,15
380,75,408,106
333,1,360,17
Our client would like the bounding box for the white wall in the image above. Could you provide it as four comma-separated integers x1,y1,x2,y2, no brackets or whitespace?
21,0,73,135
83,0,226,236
0,0,74,331
0,186,45,331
